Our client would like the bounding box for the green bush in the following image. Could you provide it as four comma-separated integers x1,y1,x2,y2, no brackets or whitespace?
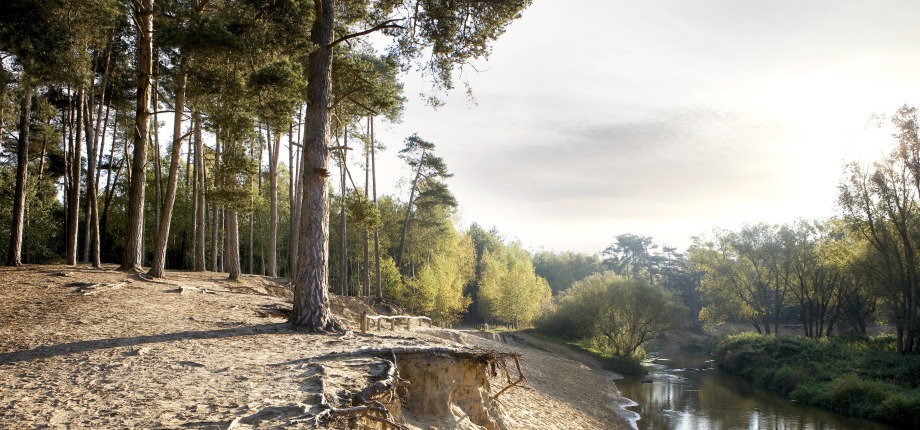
771,365,807,394
877,391,920,425
827,373,892,418
714,333,920,425
790,381,828,405
601,354,645,376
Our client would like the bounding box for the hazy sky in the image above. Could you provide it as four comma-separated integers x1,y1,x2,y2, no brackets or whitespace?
368,0,920,254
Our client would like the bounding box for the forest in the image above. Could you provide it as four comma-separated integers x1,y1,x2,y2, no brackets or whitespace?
0,0,541,331
3,0,920,366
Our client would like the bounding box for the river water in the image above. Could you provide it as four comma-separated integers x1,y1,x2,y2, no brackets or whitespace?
616,345,899,430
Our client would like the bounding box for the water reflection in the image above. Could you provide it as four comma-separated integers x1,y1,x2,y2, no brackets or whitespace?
616,347,896,430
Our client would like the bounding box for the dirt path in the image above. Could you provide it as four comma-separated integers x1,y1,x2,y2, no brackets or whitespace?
0,265,633,429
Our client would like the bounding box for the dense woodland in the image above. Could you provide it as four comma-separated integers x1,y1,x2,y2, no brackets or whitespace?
2,1,920,367
0,0,537,330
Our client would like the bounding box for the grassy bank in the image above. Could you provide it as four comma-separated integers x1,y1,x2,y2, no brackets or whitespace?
519,331,646,375
714,333,920,425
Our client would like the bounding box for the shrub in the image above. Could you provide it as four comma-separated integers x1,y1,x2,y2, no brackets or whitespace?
877,391,920,425
601,354,645,376
771,365,807,394
714,333,920,426
827,374,892,418
790,381,828,405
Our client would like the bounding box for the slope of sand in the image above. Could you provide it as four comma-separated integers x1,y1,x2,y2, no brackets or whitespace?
0,265,633,429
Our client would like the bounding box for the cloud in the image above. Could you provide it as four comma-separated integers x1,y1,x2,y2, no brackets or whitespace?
453,107,790,218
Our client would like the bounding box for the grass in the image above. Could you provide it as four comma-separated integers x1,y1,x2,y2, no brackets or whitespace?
714,333,920,426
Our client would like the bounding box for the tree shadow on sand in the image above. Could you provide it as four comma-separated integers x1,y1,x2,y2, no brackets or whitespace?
0,323,292,365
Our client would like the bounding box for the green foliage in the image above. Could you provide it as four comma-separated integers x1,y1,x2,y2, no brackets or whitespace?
603,233,655,280
378,0,533,95
715,333,920,425
538,272,687,360
247,58,306,131
0,164,64,263
378,255,404,301
332,50,404,123
345,190,381,231
477,241,551,327
532,250,603,295
398,228,475,324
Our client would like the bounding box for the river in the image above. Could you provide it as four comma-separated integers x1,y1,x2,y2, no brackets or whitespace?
616,345,900,430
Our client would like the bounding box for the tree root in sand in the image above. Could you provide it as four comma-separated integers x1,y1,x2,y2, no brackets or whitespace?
289,347,525,429
288,362,406,429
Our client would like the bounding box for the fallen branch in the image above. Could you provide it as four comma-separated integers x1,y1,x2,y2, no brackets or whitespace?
73,281,128,296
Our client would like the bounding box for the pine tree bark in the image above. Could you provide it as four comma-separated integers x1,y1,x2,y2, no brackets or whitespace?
210,131,221,272
268,126,281,277
83,46,110,269
363,118,370,297
100,114,122,252
152,67,162,236
66,85,84,266
193,110,206,271
396,150,426,273
339,128,348,297
291,0,336,330
83,97,101,268
227,209,241,280
7,86,31,266
371,116,381,299
290,125,304,277
120,0,154,272
148,66,186,278
81,93,94,263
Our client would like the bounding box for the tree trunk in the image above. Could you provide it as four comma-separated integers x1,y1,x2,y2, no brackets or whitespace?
148,66,186,278
268,125,281,277
67,85,84,266
84,47,110,269
83,96,101,268
363,119,370,297
194,110,206,271
396,150,426,273
211,206,220,271
61,92,71,215
227,209,241,280
7,86,31,266
81,92,94,263
248,213,254,274
371,116,381,299
120,0,154,272
152,71,162,236
291,0,336,330
290,122,305,277
92,98,112,250
339,128,348,297
100,110,118,252
211,129,221,272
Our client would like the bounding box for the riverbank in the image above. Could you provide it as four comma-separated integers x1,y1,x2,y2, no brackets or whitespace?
715,333,920,426
0,265,633,429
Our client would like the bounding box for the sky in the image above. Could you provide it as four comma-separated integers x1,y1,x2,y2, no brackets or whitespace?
365,0,920,254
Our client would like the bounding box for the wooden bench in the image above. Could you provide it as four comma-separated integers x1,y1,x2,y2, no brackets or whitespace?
361,312,432,332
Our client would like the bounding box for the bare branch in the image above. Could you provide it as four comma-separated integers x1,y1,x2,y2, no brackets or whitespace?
329,19,405,48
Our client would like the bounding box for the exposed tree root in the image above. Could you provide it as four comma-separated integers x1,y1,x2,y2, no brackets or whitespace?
284,346,525,429
493,353,526,400
290,362,407,429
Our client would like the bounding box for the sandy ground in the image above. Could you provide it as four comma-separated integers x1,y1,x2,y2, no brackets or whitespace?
0,265,633,429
